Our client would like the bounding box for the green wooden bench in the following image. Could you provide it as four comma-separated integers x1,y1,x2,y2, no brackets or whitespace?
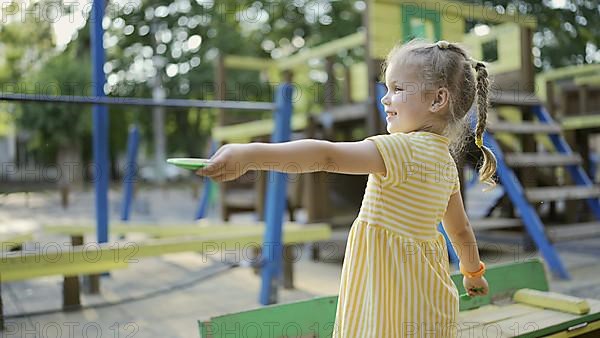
198,259,600,337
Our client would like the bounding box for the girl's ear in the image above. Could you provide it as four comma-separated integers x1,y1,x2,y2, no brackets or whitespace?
430,87,450,114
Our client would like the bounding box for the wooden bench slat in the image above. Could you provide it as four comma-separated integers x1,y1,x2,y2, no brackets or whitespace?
525,186,600,202
504,153,582,167
1,225,331,282
489,91,542,106
471,218,523,231
488,121,562,134
0,258,128,282
546,221,600,241
44,222,330,238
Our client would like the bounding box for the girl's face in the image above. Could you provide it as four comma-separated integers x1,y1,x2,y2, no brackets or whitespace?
381,61,437,134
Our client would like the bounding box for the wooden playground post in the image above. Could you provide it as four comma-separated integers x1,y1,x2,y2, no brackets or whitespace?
518,26,538,221
63,235,83,311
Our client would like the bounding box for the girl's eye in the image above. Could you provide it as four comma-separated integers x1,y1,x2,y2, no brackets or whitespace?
394,87,404,93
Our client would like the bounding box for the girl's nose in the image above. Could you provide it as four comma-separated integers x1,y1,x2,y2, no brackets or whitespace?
381,94,390,106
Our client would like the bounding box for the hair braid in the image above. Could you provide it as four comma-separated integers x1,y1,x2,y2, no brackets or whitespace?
473,62,497,188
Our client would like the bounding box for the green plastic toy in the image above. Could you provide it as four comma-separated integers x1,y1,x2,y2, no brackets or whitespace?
166,158,211,170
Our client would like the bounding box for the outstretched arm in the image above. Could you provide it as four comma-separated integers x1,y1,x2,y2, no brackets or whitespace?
442,190,489,296
196,139,386,182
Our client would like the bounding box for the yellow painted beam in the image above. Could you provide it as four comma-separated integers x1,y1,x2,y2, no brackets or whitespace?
212,114,309,143
276,32,366,70
0,252,129,282
537,64,600,83
536,64,600,100
222,32,366,73
574,74,600,87
561,114,600,130
2,224,331,282
131,225,331,257
224,56,274,71
375,0,537,28
1,233,33,250
44,221,330,238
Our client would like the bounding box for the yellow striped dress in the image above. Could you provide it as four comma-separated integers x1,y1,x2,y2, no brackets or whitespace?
332,131,460,338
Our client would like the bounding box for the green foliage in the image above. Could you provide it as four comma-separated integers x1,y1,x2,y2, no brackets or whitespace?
15,51,92,160
2,0,598,165
464,0,599,69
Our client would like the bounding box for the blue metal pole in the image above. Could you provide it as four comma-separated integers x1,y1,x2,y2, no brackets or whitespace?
121,125,139,221
260,83,293,305
196,140,218,220
437,223,459,269
90,0,109,244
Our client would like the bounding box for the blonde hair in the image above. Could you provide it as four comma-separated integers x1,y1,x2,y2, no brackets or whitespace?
382,39,497,188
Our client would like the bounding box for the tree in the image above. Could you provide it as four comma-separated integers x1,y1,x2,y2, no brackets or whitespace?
465,0,599,69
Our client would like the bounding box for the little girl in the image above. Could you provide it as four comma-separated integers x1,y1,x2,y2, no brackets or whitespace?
197,39,493,337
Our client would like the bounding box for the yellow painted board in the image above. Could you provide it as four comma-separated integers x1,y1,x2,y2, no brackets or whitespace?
440,20,465,43
561,114,600,130
1,259,128,282
276,32,366,70
374,0,537,28
350,62,368,102
212,114,309,143
1,233,33,250
130,226,331,258
2,225,331,281
224,56,274,71
370,2,402,59
45,222,330,238
462,23,521,75
536,64,600,100
574,74,600,86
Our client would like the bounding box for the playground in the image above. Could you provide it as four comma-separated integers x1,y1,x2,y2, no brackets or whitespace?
2,0,600,337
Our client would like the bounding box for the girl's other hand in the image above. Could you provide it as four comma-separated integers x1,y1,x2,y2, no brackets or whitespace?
463,276,489,297
195,144,248,182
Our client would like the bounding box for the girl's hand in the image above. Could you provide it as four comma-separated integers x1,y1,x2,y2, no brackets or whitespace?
463,276,489,297
195,144,249,182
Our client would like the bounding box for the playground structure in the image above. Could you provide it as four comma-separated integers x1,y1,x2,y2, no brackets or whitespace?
210,0,538,224
2,0,600,336
203,0,600,279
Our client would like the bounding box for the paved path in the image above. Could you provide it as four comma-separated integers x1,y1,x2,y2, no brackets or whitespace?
2,187,600,337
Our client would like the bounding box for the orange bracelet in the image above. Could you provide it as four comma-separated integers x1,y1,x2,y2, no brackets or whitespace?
460,261,486,278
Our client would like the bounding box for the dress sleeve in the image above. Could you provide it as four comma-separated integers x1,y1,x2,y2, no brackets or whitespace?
366,133,413,186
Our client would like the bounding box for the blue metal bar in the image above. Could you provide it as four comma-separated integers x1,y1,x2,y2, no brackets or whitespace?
120,125,139,221
474,114,569,279
0,92,275,111
260,84,293,305
196,140,218,220
437,223,459,269
533,105,600,219
375,82,387,121
90,0,109,244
